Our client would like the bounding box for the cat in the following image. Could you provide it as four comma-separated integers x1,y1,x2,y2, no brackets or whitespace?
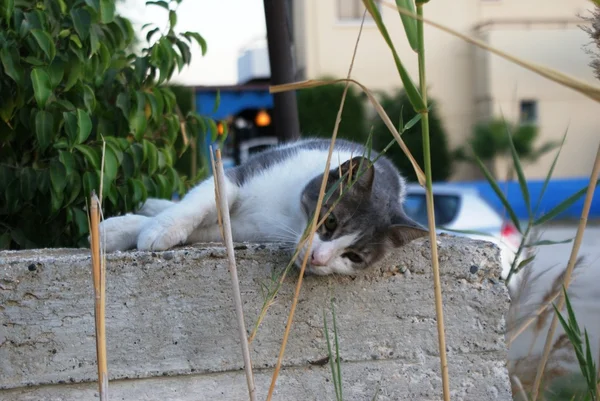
98,138,428,275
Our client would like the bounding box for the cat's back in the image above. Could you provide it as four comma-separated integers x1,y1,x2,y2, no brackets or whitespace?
225,138,386,186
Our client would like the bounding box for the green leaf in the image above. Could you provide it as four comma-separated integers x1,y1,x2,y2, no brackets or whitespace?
524,238,573,247
165,114,179,145
103,144,118,182
47,58,65,88
168,9,177,29
363,0,423,111
50,159,67,194
50,188,64,214
130,110,147,141
59,150,76,175
70,8,91,40
69,33,82,48
155,174,170,198
143,139,158,174
19,167,37,201
99,0,115,23
76,109,92,144
534,182,598,226
83,85,96,113
82,170,100,199
116,92,130,118
35,110,54,151
396,0,418,52
75,144,100,170
121,152,135,178
63,111,77,143
65,171,81,206
22,56,44,66
503,116,531,216
1,0,14,24
31,68,52,108
534,128,568,215
30,29,56,61
98,42,111,73
183,31,207,56
89,26,100,55
151,88,164,118
146,27,160,43
0,46,22,83
175,38,191,65
516,255,535,271
72,207,89,236
59,28,70,38
402,111,422,132
64,59,82,91
128,178,146,204
146,0,169,10
473,155,522,233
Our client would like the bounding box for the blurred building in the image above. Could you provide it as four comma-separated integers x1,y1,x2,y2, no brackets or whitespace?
286,0,599,181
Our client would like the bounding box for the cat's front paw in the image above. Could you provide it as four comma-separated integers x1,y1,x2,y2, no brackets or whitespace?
137,215,189,251
95,214,148,252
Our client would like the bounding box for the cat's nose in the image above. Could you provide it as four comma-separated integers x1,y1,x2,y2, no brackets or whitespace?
311,251,329,266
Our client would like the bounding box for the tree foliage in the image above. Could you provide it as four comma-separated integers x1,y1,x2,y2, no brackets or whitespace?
454,118,560,179
0,0,214,249
372,89,453,182
297,80,368,143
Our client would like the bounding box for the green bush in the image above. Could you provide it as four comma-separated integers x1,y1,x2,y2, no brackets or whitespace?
454,118,559,179
372,89,453,182
0,0,214,250
297,80,367,143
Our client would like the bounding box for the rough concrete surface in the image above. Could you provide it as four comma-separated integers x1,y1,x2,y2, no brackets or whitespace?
0,235,512,400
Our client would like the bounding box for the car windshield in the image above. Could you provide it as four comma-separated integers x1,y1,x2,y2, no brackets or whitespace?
403,193,461,227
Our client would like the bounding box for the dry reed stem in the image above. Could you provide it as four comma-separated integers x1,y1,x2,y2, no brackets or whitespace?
211,148,256,401
271,78,426,186
265,11,368,401
380,0,600,103
415,4,450,399
89,193,108,400
531,144,600,401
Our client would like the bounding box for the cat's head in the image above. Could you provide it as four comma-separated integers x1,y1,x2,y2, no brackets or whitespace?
296,155,427,275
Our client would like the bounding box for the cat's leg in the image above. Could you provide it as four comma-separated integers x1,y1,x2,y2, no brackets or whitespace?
136,176,239,251
97,214,151,252
136,198,177,217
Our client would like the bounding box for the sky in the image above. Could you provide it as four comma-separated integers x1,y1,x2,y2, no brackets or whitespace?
117,0,268,86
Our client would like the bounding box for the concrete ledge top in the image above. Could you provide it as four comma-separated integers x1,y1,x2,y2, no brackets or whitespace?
0,235,513,400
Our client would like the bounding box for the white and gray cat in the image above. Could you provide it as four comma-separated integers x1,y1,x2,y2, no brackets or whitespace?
98,138,428,275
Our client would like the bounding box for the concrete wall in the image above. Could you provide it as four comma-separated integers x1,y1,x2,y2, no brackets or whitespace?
0,236,512,400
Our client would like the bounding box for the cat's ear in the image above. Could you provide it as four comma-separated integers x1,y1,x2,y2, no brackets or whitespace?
333,156,374,192
386,212,428,247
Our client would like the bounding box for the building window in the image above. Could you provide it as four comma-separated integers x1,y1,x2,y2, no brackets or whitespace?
337,0,374,21
519,100,538,123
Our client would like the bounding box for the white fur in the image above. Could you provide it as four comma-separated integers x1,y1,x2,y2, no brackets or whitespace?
296,233,360,275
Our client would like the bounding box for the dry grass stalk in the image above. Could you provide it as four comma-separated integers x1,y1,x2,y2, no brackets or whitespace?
414,3,450,398
265,11,368,401
88,192,108,401
381,0,600,103
271,77,426,186
531,144,600,401
211,148,256,401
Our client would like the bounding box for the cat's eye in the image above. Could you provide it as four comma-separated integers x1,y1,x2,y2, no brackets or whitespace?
324,213,337,232
342,252,363,264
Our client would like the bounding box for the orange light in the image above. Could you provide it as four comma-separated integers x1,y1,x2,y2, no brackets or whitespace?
217,121,224,135
255,109,271,127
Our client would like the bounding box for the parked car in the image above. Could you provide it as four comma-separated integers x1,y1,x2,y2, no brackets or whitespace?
403,183,524,280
